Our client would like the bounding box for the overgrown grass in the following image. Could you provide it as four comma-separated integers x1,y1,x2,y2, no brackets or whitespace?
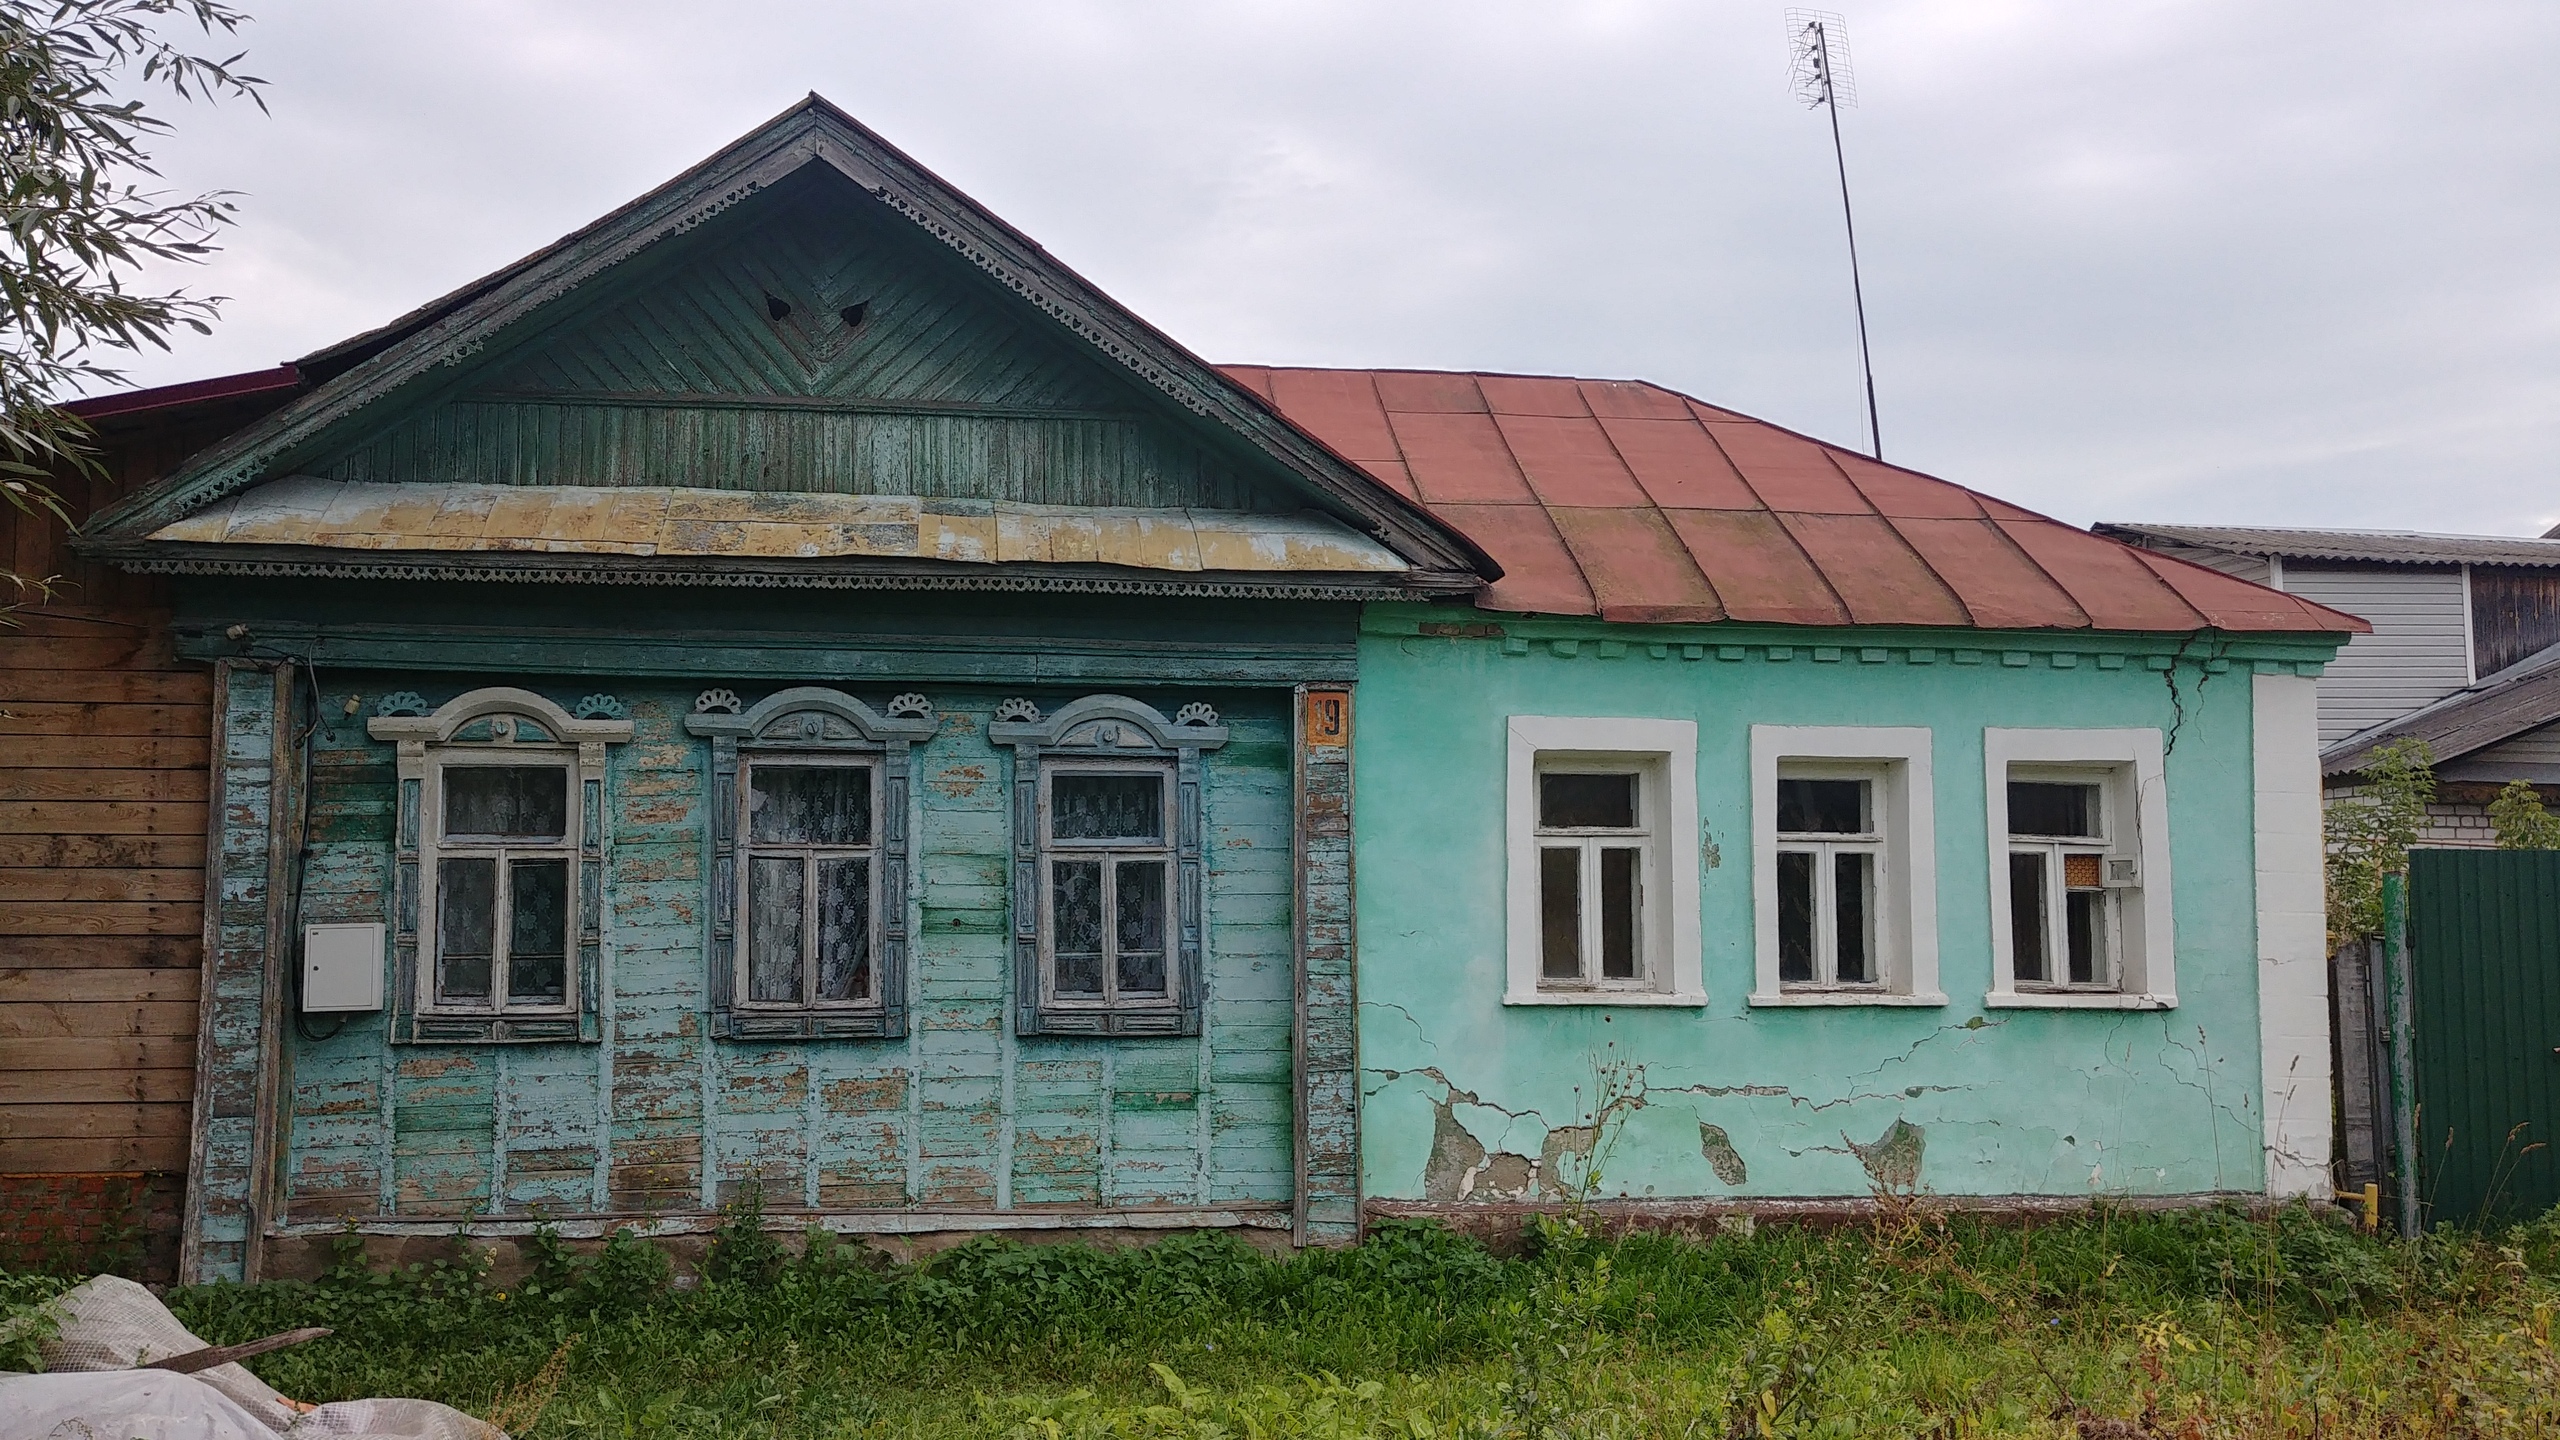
10,1201,2560,1437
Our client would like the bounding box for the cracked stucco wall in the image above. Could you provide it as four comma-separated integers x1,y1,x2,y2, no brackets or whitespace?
1353,608,2308,1202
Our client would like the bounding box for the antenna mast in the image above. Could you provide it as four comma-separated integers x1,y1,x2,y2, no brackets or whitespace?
1787,9,1882,461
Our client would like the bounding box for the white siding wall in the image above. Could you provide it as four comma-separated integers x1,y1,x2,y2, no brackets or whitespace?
2282,564,2473,744
2442,720,2560,783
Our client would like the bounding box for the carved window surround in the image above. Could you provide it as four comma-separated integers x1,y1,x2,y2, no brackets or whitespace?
989,696,1228,1038
685,688,936,1039
370,688,633,1044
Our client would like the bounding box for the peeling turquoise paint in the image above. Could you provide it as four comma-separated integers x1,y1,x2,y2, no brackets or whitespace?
277,681,1297,1227
1353,607,2342,1204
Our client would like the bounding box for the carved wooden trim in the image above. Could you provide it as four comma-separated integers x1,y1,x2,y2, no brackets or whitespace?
988,695,1226,1038
376,687,630,1045
685,688,935,1040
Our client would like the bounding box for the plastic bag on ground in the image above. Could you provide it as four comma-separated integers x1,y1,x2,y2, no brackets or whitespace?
28,1275,506,1440
0,1370,285,1440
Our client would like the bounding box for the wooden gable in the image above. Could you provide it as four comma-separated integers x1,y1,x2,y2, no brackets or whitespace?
321,168,1290,510
85,99,1489,596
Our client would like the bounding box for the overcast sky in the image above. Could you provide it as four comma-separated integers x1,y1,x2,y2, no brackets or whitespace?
101,0,2559,533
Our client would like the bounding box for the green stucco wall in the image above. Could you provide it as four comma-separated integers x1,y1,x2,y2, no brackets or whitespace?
1354,606,2337,1204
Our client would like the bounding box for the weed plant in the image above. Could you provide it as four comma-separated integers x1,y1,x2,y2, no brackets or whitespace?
6,1201,2558,1437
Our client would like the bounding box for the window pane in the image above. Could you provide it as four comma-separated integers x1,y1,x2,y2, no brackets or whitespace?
1539,772,1637,829
746,855,805,1003
2009,851,2050,982
1777,778,1867,835
1777,851,1815,983
1834,851,1874,984
508,859,569,1005
749,765,872,846
2009,781,2099,839
2066,890,2106,986
1598,846,1640,979
1052,860,1104,994
1115,859,1169,995
437,856,496,1001
1539,847,1582,979
816,857,871,1002
1051,773,1164,842
444,766,567,839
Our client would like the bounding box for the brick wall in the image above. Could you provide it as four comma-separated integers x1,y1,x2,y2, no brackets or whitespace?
0,1170,182,1277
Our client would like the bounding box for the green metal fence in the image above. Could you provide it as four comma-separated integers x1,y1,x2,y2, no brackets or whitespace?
2407,848,2560,1226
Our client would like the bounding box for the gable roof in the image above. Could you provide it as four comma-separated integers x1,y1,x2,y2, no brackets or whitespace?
2322,637,2560,776
1229,368,2363,634
81,96,1491,588
2097,522,2560,570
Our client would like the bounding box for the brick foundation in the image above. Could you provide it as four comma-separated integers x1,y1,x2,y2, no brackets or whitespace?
0,1171,185,1281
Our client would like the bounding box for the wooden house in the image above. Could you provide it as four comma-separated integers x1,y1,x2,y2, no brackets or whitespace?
19,98,2369,1281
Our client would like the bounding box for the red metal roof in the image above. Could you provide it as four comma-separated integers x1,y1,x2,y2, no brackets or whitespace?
1224,367,2364,635
62,365,302,421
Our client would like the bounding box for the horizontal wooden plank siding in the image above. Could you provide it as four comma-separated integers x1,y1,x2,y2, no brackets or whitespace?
275,679,1295,1232
0,402,262,1280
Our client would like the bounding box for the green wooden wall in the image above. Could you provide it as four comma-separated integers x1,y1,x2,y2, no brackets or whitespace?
277,681,1297,1225
296,170,1291,512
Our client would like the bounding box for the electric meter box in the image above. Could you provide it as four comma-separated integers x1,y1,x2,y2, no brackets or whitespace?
303,922,385,1013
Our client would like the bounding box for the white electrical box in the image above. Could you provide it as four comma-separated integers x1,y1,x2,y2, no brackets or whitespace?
303,922,386,1013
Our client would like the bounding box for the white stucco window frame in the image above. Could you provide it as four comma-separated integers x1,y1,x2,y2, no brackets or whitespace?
1749,726,1944,1007
1505,716,1704,1006
1984,727,2176,1010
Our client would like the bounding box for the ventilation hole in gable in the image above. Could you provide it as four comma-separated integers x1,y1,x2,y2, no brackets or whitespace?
765,293,792,321
839,302,869,328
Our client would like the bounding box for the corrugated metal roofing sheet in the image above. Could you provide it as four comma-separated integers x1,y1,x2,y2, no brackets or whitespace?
1227,368,2362,635
2098,522,2560,570
2322,638,2560,775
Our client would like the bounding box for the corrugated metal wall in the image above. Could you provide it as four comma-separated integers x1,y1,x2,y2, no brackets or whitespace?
2283,564,2472,744
2407,848,2560,1225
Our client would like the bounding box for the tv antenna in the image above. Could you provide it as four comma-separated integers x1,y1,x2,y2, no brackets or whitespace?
1787,9,1882,461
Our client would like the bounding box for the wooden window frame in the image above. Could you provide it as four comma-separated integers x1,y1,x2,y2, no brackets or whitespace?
2004,770,2123,993
686,687,935,1041
1983,728,2176,1010
1774,764,1887,993
1503,716,1704,1007
1035,759,1180,1015
990,694,1228,1038
1748,727,1944,1007
423,748,580,1017
1530,759,1658,993
735,753,884,1014
370,687,631,1045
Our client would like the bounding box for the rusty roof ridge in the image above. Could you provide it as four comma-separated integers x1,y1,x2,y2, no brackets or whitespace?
1468,374,1603,614
1577,379,1727,619
1693,421,1851,623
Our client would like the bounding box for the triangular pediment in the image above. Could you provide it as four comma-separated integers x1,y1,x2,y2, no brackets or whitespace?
89,98,1489,591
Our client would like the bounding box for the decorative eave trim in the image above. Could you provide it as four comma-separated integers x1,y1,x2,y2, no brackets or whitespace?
90,541,1471,601
683,685,938,743
986,693,1231,752
365,685,633,744
82,98,1494,580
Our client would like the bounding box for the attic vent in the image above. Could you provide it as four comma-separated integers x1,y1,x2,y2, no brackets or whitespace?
764,293,792,321
839,302,868,328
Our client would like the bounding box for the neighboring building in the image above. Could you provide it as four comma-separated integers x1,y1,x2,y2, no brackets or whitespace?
9,99,2361,1282
2099,523,2560,843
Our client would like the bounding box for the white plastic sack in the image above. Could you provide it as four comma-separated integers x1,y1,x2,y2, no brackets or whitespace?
0,1370,281,1440
38,1276,292,1423
27,1276,506,1440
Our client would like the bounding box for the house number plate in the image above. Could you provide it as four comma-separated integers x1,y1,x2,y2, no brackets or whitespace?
1304,690,1350,747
